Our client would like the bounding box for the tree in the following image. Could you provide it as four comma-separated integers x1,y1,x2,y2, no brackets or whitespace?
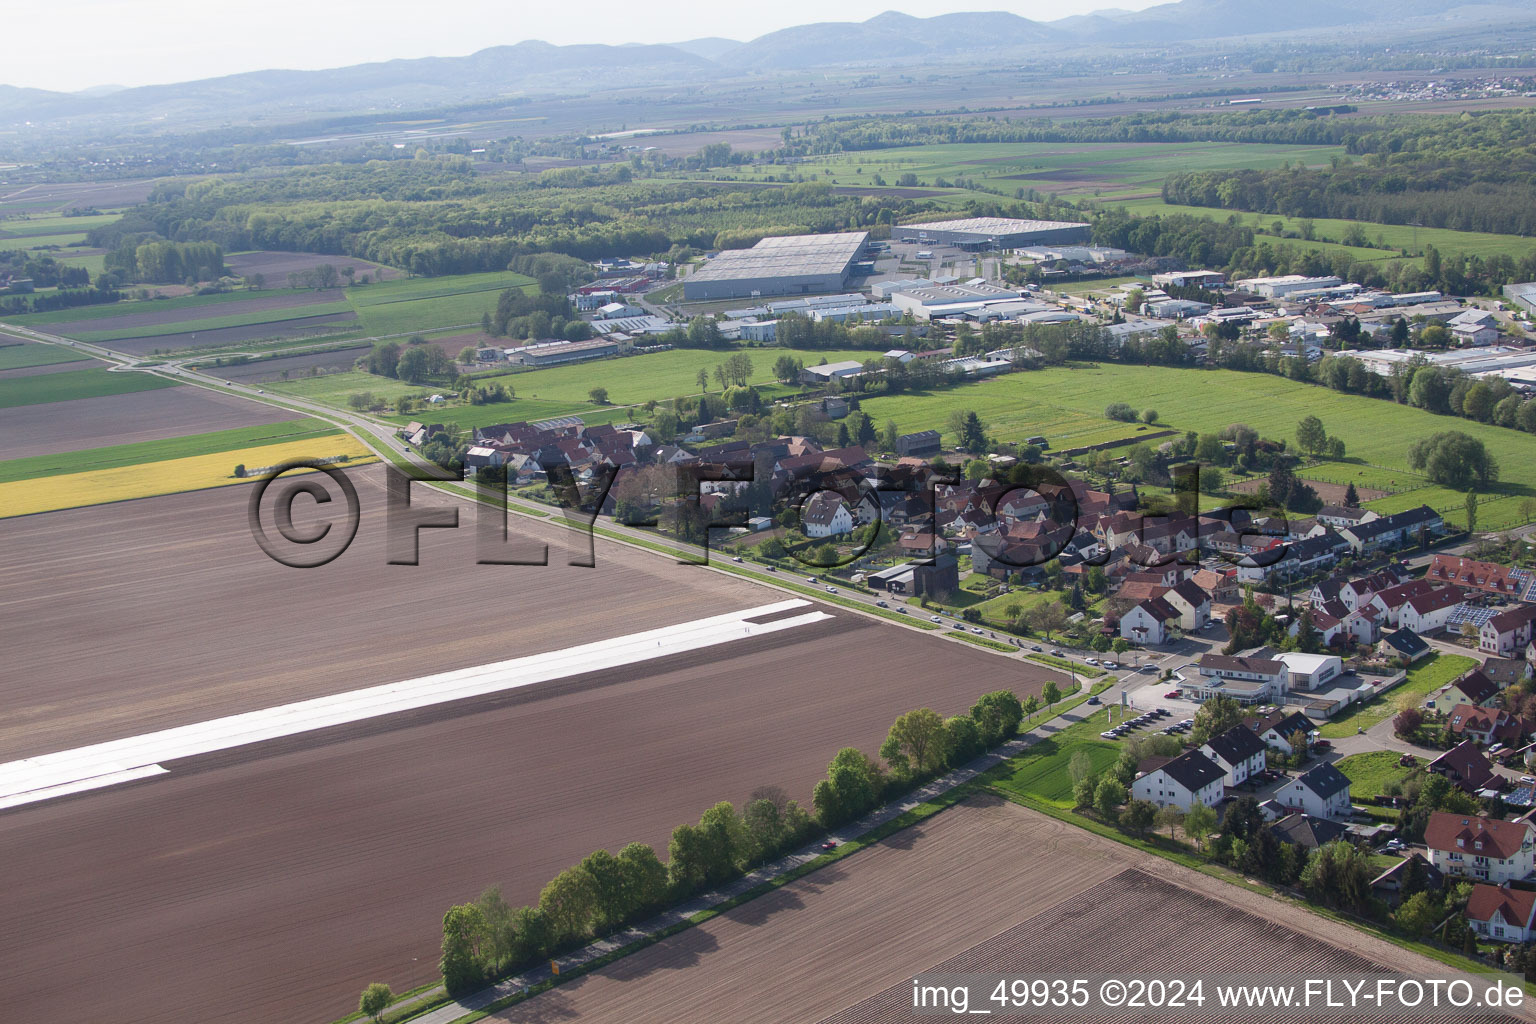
589,386,610,405
944,715,983,767
1094,776,1127,823
1394,707,1424,738
538,866,598,943
1073,776,1097,809
1183,802,1217,850
697,367,709,392
1122,798,1157,837
1344,481,1360,507
957,411,988,452
1408,431,1498,490
1069,750,1096,785
1189,695,1243,746
359,983,393,1023
1296,415,1327,458
1141,409,1159,424
233,463,246,478
1105,402,1138,422
970,690,1024,746
1301,840,1373,913
1042,680,1063,710
812,747,883,827
1466,490,1478,535
439,903,489,994
1111,637,1130,663
475,886,515,971
616,842,669,916
1155,804,1185,841
880,707,950,777
580,849,631,935
397,345,433,384
1395,891,1443,937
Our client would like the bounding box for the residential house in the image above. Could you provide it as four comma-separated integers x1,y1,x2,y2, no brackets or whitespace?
801,492,855,538
1447,704,1525,747
1466,884,1536,943
1400,586,1466,635
1161,579,1212,631
1316,504,1379,530
1439,670,1502,711
1199,725,1269,787
1371,852,1444,905
1119,597,1179,646
1280,762,1352,819
1130,749,1226,811
1269,813,1349,850
1243,709,1317,754
1482,605,1536,658
1425,812,1535,883
1339,506,1444,554
1484,657,1533,689
1428,740,1497,793
1428,555,1530,601
1378,628,1432,664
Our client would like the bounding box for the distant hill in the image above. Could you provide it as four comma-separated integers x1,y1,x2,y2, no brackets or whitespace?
720,10,1061,70
669,37,742,61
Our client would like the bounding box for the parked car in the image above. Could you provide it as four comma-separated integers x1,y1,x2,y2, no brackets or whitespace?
1312,739,1332,751
820,840,839,851
1164,690,1181,699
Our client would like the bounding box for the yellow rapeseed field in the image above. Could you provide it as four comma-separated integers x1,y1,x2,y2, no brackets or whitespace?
1,434,377,518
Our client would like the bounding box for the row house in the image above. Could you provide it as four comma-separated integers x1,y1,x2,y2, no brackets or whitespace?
1199,725,1269,787
1400,586,1467,635
1428,555,1531,601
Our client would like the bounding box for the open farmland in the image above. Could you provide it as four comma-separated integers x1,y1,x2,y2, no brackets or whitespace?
0,384,300,460
0,417,333,484
0,340,92,371
202,344,372,383
0,431,375,517
0,177,164,214
41,289,353,337
223,249,400,283
0,366,178,408
0,473,1061,1023
494,796,1488,1024
856,364,1536,530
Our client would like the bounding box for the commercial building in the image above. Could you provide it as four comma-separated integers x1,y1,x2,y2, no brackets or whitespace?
1153,270,1227,289
1503,282,1536,314
891,217,1091,251
1337,346,1536,380
683,231,869,300
504,338,620,367
884,280,1032,320
1233,275,1343,299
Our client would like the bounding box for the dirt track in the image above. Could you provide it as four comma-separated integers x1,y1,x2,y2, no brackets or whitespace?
509,797,1523,1024
0,480,1054,1023
0,384,299,459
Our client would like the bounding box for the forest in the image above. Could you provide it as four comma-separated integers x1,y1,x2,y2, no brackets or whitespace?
1162,110,1536,236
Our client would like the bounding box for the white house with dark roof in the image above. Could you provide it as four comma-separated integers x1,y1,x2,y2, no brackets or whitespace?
1199,724,1268,787
1161,578,1211,631
801,492,854,538
1482,606,1536,658
1282,762,1352,819
1130,749,1226,811
1119,597,1178,646
1244,709,1317,754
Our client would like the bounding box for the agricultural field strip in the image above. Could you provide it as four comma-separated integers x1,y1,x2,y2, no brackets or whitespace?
0,600,829,810
67,302,353,343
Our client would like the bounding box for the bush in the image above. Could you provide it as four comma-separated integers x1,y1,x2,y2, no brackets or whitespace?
1105,402,1137,422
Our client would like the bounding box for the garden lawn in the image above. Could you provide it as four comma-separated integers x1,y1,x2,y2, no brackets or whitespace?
1334,750,1419,801
0,367,178,408
1319,653,1479,738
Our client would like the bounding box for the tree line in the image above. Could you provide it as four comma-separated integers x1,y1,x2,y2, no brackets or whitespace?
430,688,1030,996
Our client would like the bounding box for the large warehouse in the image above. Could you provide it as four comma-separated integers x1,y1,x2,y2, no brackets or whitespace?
683,231,870,300
894,217,1092,250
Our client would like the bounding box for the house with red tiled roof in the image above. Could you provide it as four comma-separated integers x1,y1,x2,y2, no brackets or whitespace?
1428,555,1529,600
1466,883,1536,943
1482,605,1536,658
1447,703,1525,747
1425,812,1535,883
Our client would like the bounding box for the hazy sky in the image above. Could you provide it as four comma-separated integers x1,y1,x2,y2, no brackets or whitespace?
8,0,1164,92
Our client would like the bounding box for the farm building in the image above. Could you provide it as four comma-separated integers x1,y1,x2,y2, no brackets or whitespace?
504,338,620,367
682,232,870,300
891,217,1091,250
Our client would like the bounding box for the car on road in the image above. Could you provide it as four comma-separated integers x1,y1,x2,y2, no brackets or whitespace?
731,556,742,562
1086,696,1101,706
1164,690,1181,699
1031,645,1043,652
825,586,838,594
764,566,776,572
972,627,984,635
931,615,942,623
875,600,888,608
805,576,817,583
1084,658,1098,666
1050,649,1062,657
897,607,907,614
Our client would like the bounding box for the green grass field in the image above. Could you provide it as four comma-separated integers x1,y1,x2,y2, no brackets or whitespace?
1319,653,1480,738
347,271,535,336
0,367,179,409
990,707,1121,808
0,342,92,370
0,417,328,483
858,364,1536,531
67,301,352,343
0,212,121,240
2,287,325,327
1335,750,1420,801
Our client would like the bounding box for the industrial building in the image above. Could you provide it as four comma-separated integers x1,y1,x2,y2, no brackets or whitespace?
1233,275,1344,299
1504,282,1536,314
682,231,870,300
878,279,1031,320
1338,346,1536,380
891,217,1091,250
